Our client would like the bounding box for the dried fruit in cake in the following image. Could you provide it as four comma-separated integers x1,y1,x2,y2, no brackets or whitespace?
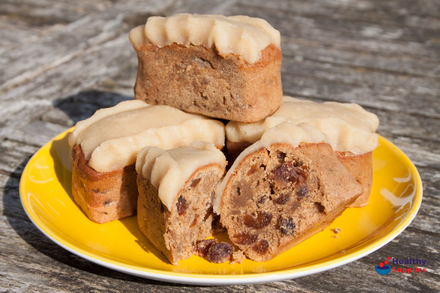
69,100,225,223
136,141,227,265
226,96,379,207
216,122,363,262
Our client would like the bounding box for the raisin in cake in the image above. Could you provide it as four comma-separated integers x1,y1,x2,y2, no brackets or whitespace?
216,122,363,262
129,14,283,123
136,141,227,265
226,96,379,207
68,100,225,224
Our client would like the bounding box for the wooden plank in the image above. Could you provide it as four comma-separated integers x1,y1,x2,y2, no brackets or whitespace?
374,109,440,145
6,120,68,147
0,1,173,89
405,166,440,234
238,0,440,29
281,54,440,94
281,71,440,120
281,38,440,79
0,99,53,140
0,0,113,25
0,12,128,89
388,136,440,168
232,3,440,60
0,33,130,139
163,0,238,15
0,139,38,176
0,15,60,55
1,176,29,223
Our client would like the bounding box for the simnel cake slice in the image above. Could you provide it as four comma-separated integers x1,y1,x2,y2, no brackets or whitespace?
216,122,362,262
69,100,224,224
226,96,379,207
129,14,283,123
136,141,227,265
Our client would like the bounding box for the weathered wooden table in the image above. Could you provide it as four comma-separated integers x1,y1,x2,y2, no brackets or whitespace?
1,0,439,291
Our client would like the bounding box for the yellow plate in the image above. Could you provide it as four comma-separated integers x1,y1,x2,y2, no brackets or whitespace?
20,130,423,285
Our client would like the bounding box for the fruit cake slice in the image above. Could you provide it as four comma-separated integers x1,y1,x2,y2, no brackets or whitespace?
216,122,362,262
129,13,283,123
69,100,225,224
136,141,227,265
226,96,379,207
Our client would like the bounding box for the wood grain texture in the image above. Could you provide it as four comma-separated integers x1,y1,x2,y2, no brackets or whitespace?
1,0,439,291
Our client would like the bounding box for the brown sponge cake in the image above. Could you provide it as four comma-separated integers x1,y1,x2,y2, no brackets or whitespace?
227,145,374,209
69,100,225,224
129,14,283,123
216,123,362,262
225,96,379,207
136,142,227,265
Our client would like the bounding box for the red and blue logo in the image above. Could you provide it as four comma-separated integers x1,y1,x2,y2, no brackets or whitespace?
375,257,392,275
375,256,428,275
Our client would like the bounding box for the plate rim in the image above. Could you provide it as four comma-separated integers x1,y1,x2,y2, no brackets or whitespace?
19,131,423,285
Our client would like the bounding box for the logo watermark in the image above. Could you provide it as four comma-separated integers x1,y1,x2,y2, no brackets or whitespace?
375,257,392,275
375,256,427,275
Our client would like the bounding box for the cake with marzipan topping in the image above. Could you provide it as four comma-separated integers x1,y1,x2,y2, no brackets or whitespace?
136,141,227,265
225,96,379,208
68,100,225,224
216,122,363,262
129,14,283,123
